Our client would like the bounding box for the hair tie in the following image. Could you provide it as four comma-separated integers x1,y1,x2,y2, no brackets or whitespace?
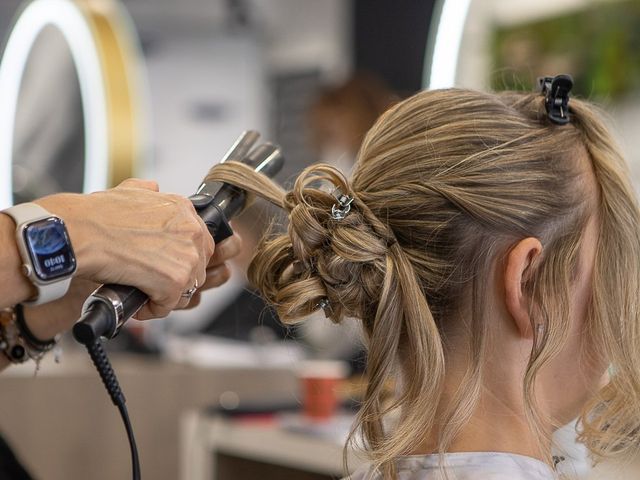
538,74,573,125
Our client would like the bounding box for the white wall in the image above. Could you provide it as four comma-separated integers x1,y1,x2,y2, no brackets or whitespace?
124,0,352,195
142,33,269,195
249,0,352,80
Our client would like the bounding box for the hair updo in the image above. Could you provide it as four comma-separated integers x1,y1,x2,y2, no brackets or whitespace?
251,163,399,323
206,88,640,479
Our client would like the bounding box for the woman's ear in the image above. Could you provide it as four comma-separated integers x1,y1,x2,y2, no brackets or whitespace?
504,237,543,339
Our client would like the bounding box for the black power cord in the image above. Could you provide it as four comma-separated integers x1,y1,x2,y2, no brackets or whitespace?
84,339,141,480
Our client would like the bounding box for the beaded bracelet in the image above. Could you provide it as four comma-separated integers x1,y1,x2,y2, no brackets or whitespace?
0,305,59,368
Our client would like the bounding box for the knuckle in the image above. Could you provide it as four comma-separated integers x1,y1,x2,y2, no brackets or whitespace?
150,291,172,310
208,265,231,287
205,237,215,258
185,249,201,269
164,292,182,312
212,270,231,287
118,178,159,191
174,269,192,289
229,235,242,253
220,240,239,260
189,222,204,240
165,193,187,209
162,267,190,294
177,195,196,213
116,178,134,188
219,266,232,283
197,267,208,285
215,242,229,260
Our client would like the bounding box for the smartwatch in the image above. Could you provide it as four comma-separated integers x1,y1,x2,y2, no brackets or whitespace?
2,203,77,305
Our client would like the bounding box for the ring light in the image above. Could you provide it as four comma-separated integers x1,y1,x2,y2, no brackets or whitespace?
0,0,148,208
423,0,473,89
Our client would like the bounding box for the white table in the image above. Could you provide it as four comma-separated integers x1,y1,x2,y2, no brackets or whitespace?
180,410,367,480
180,409,640,480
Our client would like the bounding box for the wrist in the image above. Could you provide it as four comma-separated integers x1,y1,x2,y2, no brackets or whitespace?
21,305,60,343
0,306,57,365
0,213,37,305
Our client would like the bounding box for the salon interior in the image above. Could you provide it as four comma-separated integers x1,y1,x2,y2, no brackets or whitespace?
0,0,639,479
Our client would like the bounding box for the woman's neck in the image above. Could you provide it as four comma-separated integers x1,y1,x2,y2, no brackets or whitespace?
411,365,550,461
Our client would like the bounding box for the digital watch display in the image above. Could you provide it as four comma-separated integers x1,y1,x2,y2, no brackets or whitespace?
22,217,76,281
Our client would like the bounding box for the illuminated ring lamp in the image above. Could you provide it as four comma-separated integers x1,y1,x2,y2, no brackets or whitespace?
0,0,148,209
423,0,472,89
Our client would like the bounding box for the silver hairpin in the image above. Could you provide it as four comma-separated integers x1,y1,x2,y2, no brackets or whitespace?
317,297,332,317
331,192,354,220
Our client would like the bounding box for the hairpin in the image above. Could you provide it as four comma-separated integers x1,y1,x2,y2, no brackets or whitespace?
331,191,354,220
538,74,573,125
317,297,332,317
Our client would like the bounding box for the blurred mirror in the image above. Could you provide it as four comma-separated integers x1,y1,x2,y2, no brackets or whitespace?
12,26,85,204
0,0,148,209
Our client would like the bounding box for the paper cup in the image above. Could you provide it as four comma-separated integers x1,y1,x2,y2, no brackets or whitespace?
298,360,349,421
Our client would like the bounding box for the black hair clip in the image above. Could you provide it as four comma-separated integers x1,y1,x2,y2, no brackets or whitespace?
538,74,573,125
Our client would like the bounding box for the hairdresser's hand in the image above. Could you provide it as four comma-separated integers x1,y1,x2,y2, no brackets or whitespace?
35,179,215,320
179,233,242,309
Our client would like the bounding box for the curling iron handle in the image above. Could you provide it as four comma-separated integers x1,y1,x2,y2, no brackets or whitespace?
73,285,148,344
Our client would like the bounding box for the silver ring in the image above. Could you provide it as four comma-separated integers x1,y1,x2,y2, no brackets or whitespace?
181,280,199,299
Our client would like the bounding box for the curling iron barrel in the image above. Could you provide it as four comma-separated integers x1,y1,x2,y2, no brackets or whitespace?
72,131,284,346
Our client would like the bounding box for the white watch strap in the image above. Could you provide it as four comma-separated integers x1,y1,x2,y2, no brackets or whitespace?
3,203,73,306
4,202,50,224
24,277,72,306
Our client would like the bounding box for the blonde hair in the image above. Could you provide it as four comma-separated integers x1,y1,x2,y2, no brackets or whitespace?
206,89,640,478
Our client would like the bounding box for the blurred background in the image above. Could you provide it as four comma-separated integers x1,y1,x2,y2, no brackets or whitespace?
0,0,638,479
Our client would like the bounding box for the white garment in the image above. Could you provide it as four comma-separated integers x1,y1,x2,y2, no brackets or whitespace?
552,420,591,478
348,452,556,480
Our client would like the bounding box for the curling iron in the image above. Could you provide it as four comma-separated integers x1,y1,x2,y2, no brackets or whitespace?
71,131,284,480
73,131,283,344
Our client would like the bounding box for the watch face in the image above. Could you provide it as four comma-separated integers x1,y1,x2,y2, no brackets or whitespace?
23,217,76,282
